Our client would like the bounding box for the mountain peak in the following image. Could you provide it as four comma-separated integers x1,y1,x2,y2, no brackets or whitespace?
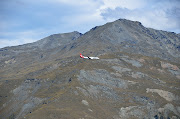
76,18,180,62
115,18,143,26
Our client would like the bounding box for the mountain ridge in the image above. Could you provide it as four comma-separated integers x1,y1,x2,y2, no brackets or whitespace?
1,19,179,60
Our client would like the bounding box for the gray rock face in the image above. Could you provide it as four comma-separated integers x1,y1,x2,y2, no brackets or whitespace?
77,69,127,101
121,57,142,67
1,79,49,119
78,69,128,89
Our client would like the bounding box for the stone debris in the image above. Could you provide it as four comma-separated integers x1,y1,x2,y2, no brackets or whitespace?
160,61,180,77
131,72,166,85
176,75,180,79
118,106,145,118
131,72,145,79
82,100,89,106
100,59,122,65
127,80,137,84
158,103,180,118
5,58,16,64
49,63,61,70
87,85,99,96
157,68,165,73
78,69,128,89
138,58,145,63
76,87,89,96
112,66,131,73
146,88,179,101
1,79,49,119
16,97,45,118
88,109,93,112
161,61,179,71
121,57,142,67
111,72,122,77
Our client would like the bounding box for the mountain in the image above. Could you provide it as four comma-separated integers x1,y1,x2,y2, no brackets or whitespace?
0,19,180,119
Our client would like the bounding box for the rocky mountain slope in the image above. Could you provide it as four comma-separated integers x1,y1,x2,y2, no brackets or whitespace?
0,19,180,119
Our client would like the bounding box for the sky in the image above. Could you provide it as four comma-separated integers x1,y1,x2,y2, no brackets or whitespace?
0,0,180,48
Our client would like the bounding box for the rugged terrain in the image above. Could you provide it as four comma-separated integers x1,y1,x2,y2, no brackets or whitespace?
0,19,180,119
